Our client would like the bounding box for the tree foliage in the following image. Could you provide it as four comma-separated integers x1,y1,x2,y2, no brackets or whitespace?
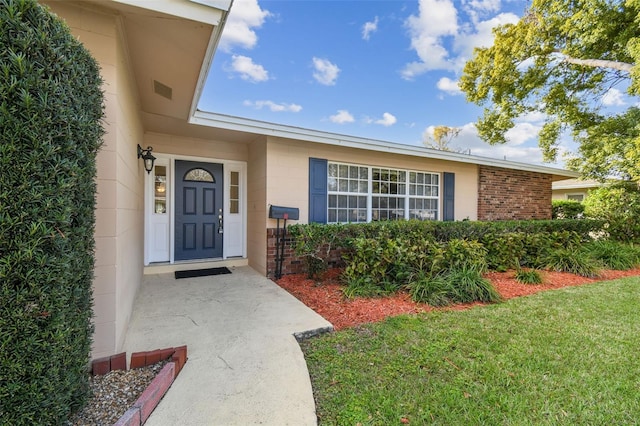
460,0,640,181
0,0,104,423
583,182,640,242
424,125,461,151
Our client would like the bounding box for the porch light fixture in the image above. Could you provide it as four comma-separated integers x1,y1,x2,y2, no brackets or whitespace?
137,144,156,174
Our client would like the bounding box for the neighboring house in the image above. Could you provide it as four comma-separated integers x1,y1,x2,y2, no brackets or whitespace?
44,0,577,359
552,178,602,202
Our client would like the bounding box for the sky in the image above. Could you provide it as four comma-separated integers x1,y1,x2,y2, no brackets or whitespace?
197,0,629,168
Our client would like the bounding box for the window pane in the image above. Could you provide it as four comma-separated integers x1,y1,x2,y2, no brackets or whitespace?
339,165,348,178
349,166,359,178
230,171,239,185
329,195,337,208
349,196,357,208
328,210,337,222
338,209,348,222
349,180,359,192
184,168,214,182
328,177,337,191
360,168,368,179
359,181,368,193
339,179,348,191
338,195,347,208
230,200,239,214
230,186,239,199
329,163,338,177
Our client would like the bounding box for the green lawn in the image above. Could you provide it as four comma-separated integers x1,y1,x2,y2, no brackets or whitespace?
301,277,640,425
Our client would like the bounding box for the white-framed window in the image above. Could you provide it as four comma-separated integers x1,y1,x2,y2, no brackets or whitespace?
328,163,369,223
327,161,440,223
566,193,585,202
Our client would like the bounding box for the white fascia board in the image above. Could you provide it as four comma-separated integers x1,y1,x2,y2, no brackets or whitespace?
552,182,601,190
189,1,231,118
112,0,228,24
190,111,579,178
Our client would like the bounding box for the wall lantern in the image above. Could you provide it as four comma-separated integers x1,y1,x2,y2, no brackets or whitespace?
137,144,156,174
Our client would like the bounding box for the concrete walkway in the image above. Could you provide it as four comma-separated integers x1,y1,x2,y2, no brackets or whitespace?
121,266,333,425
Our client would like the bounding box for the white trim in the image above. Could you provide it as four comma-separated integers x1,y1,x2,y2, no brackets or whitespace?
191,110,578,178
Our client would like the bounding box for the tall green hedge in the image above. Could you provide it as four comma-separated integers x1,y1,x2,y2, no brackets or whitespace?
0,0,104,423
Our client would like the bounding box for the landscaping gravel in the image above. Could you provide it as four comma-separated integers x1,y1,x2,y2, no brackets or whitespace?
66,361,167,426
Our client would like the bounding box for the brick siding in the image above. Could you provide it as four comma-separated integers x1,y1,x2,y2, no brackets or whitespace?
477,165,552,220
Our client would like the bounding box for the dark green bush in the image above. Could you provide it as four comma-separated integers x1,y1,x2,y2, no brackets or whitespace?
441,239,488,273
447,267,502,304
0,1,104,423
290,219,604,278
552,200,585,219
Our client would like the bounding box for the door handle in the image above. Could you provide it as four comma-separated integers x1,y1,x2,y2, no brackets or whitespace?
218,208,223,234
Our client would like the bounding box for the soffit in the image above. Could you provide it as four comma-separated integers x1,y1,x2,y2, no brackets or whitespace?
119,9,215,121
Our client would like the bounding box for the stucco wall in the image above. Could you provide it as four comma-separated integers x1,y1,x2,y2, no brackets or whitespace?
247,139,268,274
143,132,249,162
477,165,552,220
47,3,145,359
265,136,480,223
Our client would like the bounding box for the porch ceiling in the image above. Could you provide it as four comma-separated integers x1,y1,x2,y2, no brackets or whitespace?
88,0,228,122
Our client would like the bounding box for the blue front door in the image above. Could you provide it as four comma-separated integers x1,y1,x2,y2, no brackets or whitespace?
175,161,223,261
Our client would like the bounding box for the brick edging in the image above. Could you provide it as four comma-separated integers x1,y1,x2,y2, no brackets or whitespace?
90,346,188,425
114,362,175,426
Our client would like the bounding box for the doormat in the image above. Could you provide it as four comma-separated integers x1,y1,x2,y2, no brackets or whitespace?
175,267,231,279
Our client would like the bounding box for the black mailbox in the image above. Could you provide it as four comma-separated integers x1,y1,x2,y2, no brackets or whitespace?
269,205,299,220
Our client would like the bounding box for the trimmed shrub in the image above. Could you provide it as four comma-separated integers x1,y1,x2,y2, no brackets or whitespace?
0,1,104,424
552,200,585,219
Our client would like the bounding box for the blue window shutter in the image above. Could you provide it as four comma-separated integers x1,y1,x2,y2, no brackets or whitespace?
443,172,455,221
309,158,328,223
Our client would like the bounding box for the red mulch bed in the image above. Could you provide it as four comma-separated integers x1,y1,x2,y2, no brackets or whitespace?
276,268,640,330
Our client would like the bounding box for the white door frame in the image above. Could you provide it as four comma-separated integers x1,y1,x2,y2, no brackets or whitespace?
144,153,247,265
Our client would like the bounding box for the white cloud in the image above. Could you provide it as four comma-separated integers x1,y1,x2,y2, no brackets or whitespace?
312,57,340,86
375,112,397,126
362,16,379,40
402,0,459,78
504,122,540,145
243,100,302,112
602,88,626,106
420,122,556,165
402,0,519,78
453,13,518,66
230,55,269,82
330,110,355,124
436,77,463,95
464,0,501,13
219,0,272,52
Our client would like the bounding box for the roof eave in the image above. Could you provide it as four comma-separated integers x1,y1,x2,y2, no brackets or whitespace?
190,111,579,179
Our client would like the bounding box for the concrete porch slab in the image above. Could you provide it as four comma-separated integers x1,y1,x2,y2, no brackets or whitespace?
121,266,333,425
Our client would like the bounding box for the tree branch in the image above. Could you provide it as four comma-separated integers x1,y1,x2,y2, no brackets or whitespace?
560,55,634,73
